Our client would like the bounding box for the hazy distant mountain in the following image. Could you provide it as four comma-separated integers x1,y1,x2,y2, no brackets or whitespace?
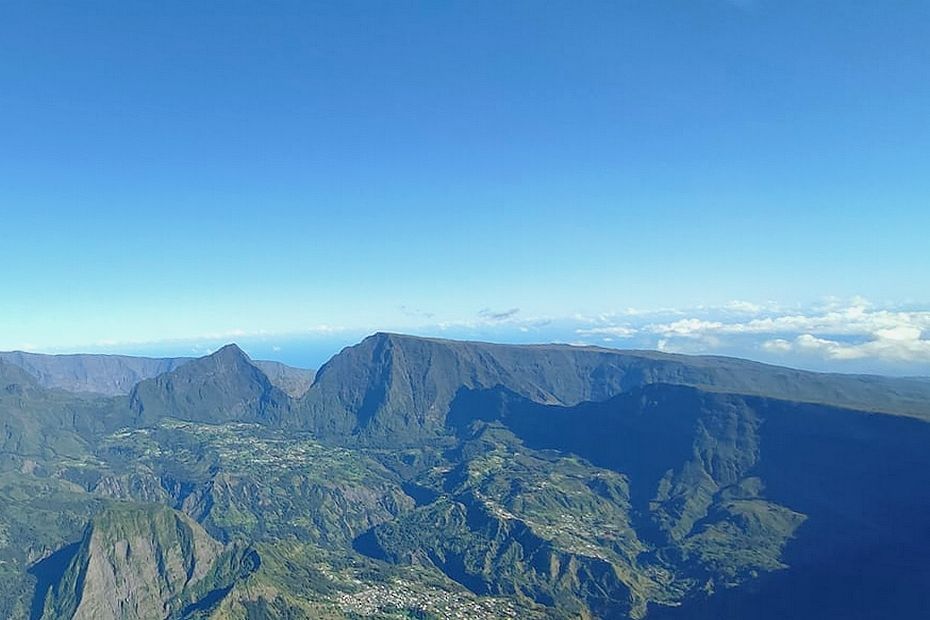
251,360,315,398
2,333,929,619
0,350,315,399
0,359,103,462
0,351,191,396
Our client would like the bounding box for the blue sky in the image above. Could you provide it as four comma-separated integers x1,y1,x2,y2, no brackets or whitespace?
1,1,928,373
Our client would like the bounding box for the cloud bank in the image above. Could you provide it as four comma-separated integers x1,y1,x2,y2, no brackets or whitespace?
571,298,930,373
16,298,929,376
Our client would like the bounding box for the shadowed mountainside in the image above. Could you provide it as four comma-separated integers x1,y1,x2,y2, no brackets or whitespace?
355,382,930,618
2,333,929,619
295,332,930,443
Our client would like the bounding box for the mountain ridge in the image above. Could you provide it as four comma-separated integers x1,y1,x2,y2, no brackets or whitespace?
293,332,930,445
0,351,192,396
0,349,315,398
128,344,291,426
3,332,930,619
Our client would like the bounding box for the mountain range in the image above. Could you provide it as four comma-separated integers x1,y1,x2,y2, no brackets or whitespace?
1,333,929,618
0,351,315,398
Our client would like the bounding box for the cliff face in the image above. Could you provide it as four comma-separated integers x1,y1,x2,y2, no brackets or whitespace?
298,332,696,441
42,504,223,620
296,332,930,443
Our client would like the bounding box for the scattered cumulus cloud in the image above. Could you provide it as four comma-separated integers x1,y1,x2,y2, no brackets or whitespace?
762,326,930,363
722,300,772,314
305,324,345,334
573,297,930,367
648,318,726,337
437,308,557,332
576,325,637,338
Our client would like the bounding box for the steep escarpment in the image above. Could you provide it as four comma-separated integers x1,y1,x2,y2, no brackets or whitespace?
295,332,692,441
295,332,930,443
40,504,224,620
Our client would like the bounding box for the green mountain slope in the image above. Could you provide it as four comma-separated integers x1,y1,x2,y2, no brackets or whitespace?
96,420,414,546
1,334,929,619
0,360,108,465
129,345,290,426
40,504,231,620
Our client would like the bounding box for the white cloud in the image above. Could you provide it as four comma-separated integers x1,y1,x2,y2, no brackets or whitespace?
764,327,930,363
648,318,725,337
305,324,344,334
575,325,637,338
19,297,928,373
723,300,767,314
646,303,930,337
762,338,793,353
876,326,922,341
575,298,930,366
